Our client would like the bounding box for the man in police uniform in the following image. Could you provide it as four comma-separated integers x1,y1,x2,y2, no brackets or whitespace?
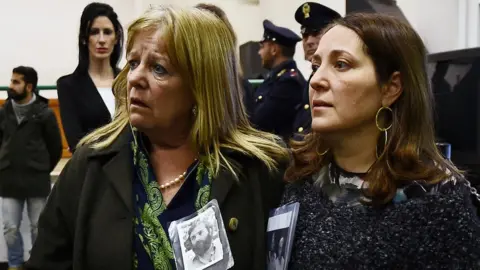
251,19,306,139
292,3,341,136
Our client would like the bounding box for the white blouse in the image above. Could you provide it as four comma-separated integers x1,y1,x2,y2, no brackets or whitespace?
97,87,115,118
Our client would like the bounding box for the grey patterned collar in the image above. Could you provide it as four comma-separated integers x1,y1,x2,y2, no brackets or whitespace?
312,163,458,206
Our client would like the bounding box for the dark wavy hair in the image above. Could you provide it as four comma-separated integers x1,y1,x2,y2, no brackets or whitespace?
285,13,463,205
76,2,124,74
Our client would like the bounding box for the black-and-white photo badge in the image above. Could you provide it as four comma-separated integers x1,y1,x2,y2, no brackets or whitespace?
168,199,234,270
266,202,300,270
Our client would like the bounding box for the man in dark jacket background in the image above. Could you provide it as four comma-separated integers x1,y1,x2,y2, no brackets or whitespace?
0,66,62,269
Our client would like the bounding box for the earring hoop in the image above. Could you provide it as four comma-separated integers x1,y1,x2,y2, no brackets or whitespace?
375,106,393,131
318,149,329,156
375,106,393,159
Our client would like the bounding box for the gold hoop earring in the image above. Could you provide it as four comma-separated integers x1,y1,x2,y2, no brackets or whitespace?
375,106,393,131
318,149,329,156
375,106,393,158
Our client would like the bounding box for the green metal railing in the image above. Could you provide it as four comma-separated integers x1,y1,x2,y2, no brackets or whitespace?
0,80,264,91
0,85,57,91
248,79,263,85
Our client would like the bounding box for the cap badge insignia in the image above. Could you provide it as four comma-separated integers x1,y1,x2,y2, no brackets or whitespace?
303,3,310,19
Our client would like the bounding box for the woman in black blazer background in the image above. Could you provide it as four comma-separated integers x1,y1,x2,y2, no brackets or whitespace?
57,2,124,152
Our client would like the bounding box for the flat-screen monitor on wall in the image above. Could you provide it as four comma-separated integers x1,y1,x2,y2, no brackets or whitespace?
428,47,480,182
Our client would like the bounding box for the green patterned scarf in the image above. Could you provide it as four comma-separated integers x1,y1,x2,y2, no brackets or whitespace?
131,132,212,269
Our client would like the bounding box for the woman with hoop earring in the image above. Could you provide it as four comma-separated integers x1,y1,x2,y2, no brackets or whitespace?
282,13,480,269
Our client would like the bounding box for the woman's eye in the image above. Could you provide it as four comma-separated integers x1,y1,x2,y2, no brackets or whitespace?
89,28,100,36
334,60,350,70
103,29,114,35
153,64,168,75
128,60,139,70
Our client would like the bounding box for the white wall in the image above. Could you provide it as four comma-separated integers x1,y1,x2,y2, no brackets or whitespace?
151,0,264,48
0,0,343,88
396,0,479,53
131,0,345,79
0,0,137,87
396,0,458,53
0,0,479,89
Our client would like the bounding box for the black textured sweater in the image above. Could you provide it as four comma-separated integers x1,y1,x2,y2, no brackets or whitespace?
281,166,480,269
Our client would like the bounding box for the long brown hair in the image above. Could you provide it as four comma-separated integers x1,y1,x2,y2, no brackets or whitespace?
285,13,462,204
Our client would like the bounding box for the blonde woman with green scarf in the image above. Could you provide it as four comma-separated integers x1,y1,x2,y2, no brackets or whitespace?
27,6,288,270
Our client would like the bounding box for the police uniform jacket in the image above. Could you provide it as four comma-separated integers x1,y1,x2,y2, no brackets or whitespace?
292,81,312,137
251,60,306,139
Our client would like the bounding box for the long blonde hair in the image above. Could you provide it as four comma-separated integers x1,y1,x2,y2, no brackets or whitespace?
79,6,288,177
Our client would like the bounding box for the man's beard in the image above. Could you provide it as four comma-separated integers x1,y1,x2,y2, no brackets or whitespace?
7,87,28,101
262,56,274,70
192,236,213,256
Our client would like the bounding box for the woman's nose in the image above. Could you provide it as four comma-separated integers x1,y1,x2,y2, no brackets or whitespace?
128,65,147,89
98,32,106,44
309,67,329,92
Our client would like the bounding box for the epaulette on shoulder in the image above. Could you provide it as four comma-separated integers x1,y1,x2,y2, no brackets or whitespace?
277,68,299,79
276,69,287,77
